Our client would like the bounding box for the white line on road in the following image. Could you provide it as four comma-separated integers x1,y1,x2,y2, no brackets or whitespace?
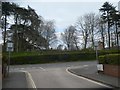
20,70,37,89
83,65,88,67
39,67,46,71
66,67,111,88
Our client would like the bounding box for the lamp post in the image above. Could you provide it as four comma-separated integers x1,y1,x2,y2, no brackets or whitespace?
94,41,100,73
94,41,98,64
95,41,104,73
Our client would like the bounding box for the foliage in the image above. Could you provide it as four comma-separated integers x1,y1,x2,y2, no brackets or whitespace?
99,2,120,49
99,54,120,65
2,2,56,52
42,20,56,49
10,50,96,65
8,49,119,65
61,25,79,50
76,13,98,49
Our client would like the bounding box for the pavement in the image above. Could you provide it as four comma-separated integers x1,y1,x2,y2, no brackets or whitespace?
2,71,29,89
68,65,120,90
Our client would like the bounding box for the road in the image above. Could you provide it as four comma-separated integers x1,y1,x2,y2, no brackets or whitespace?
10,61,111,88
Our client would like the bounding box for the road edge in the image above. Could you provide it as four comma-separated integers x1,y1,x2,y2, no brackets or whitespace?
21,70,37,90
66,67,115,89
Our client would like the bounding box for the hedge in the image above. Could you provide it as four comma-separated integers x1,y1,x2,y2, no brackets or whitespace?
10,52,96,65
5,49,119,65
99,54,120,65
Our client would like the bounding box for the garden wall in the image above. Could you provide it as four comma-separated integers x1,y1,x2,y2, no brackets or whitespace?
104,64,120,77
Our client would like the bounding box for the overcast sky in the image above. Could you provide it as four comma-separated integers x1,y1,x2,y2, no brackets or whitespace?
0,0,120,44
11,0,119,32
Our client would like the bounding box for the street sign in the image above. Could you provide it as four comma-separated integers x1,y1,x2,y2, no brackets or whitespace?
7,47,13,52
7,42,13,48
7,42,13,52
94,41,98,47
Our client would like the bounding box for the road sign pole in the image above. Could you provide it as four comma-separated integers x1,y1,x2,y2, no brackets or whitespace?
8,51,10,75
7,42,13,76
95,46,98,64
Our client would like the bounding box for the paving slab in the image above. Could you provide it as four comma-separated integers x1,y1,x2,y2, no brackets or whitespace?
2,72,28,88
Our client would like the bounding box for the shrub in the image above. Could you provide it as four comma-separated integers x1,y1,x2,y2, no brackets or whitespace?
98,49,119,56
99,54,120,65
10,51,96,65
9,49,119,65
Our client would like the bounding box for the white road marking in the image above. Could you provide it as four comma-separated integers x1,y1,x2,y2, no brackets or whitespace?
20,70,37,89
83,65,88,67
11,66,46,71
66,67,112,88
39,67,46,71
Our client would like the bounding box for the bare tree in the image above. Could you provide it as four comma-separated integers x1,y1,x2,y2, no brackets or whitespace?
96,16,107,49
76,13,99,49
87,13,97,48
61,25,79,50
76,15,90,49
42,20,56,49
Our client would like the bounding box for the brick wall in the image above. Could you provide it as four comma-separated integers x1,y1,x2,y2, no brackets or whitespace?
104,64,120,77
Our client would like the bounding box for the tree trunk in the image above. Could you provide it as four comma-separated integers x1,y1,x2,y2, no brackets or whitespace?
84,34,88,49
91,26,94,48
14,14,18,52
107,12,111,49
115,22,119,47
3,15,7,52
101,25,105,49
16,14,18,52
108,22,110,49
75,42,79,50
91,33,94,48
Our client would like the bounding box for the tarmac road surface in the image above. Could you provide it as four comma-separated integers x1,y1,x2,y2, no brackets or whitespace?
10,61,112,88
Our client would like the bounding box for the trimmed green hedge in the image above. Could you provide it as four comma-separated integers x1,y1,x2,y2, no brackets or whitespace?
98,49,119,56
5,49,119,65
10,52,96,65
99,54,120,65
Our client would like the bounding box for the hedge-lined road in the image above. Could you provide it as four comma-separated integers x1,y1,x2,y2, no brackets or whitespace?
10,61,110,88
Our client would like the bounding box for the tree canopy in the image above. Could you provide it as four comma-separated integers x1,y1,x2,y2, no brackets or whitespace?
2,2,56,52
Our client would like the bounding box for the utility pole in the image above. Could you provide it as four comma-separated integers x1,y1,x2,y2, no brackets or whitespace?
94,41,98,64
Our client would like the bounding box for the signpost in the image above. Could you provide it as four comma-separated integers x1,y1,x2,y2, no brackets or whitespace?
7,42,13,75
7,43,13,52
6,30,14,75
